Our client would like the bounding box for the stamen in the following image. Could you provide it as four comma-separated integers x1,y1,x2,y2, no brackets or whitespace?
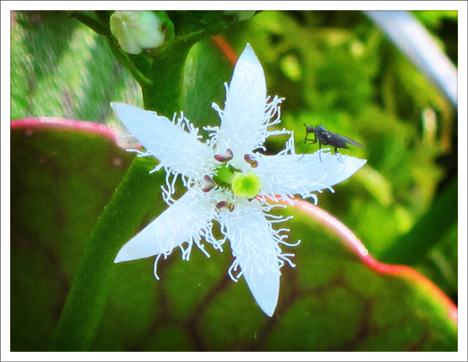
201,175,215,192
216,201,235,212
214,148,234,162
244,154,258,168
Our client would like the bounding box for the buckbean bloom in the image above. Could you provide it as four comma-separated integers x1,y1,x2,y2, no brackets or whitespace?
111,44,366,316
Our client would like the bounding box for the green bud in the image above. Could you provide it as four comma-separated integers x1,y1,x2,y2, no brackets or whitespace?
110,11,174,55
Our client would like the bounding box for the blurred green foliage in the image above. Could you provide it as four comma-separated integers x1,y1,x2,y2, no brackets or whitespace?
220,10,457,299
10,10,458,351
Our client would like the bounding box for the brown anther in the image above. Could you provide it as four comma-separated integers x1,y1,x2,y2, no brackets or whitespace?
216,201,235,212
214,148,234,162
202,175,215,192
244,154,258,168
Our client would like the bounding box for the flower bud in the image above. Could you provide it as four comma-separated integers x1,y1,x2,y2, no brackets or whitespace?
110,11,174,55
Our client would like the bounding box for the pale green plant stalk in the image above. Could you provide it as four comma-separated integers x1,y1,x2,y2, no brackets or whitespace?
50,42,193,351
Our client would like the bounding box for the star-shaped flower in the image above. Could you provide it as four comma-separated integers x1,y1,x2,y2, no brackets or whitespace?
111,43,366,316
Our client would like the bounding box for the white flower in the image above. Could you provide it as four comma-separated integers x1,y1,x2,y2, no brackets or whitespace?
111,43,366,317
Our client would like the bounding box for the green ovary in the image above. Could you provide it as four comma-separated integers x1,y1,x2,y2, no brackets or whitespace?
232,172,262,198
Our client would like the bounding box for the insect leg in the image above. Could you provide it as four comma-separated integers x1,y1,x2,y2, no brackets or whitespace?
312,133,318,144
305,132,318,145
303,123,309,144
334,147,345,163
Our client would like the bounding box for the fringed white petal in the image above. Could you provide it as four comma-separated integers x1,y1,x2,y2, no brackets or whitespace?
110,43,367,318
111,102,214,179
256,151,367,202
219,199,286,316
114,189,217,263
212,44,269,168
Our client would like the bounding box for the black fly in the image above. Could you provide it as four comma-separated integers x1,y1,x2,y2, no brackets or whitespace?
303,124,363,161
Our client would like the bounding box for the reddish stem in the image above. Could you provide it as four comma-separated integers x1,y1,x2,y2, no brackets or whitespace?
212,35,238,66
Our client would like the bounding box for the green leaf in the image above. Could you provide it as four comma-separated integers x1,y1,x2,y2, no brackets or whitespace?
10,119,165,351
11,121,457,351
269,201,457,351
380,177,458,265
183,38,234,132
10,119,129,350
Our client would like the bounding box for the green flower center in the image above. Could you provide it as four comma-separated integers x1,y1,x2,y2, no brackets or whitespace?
211,152,262,200
231,172,262,199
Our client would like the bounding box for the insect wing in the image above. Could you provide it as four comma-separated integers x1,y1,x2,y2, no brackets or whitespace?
336,133,363,148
